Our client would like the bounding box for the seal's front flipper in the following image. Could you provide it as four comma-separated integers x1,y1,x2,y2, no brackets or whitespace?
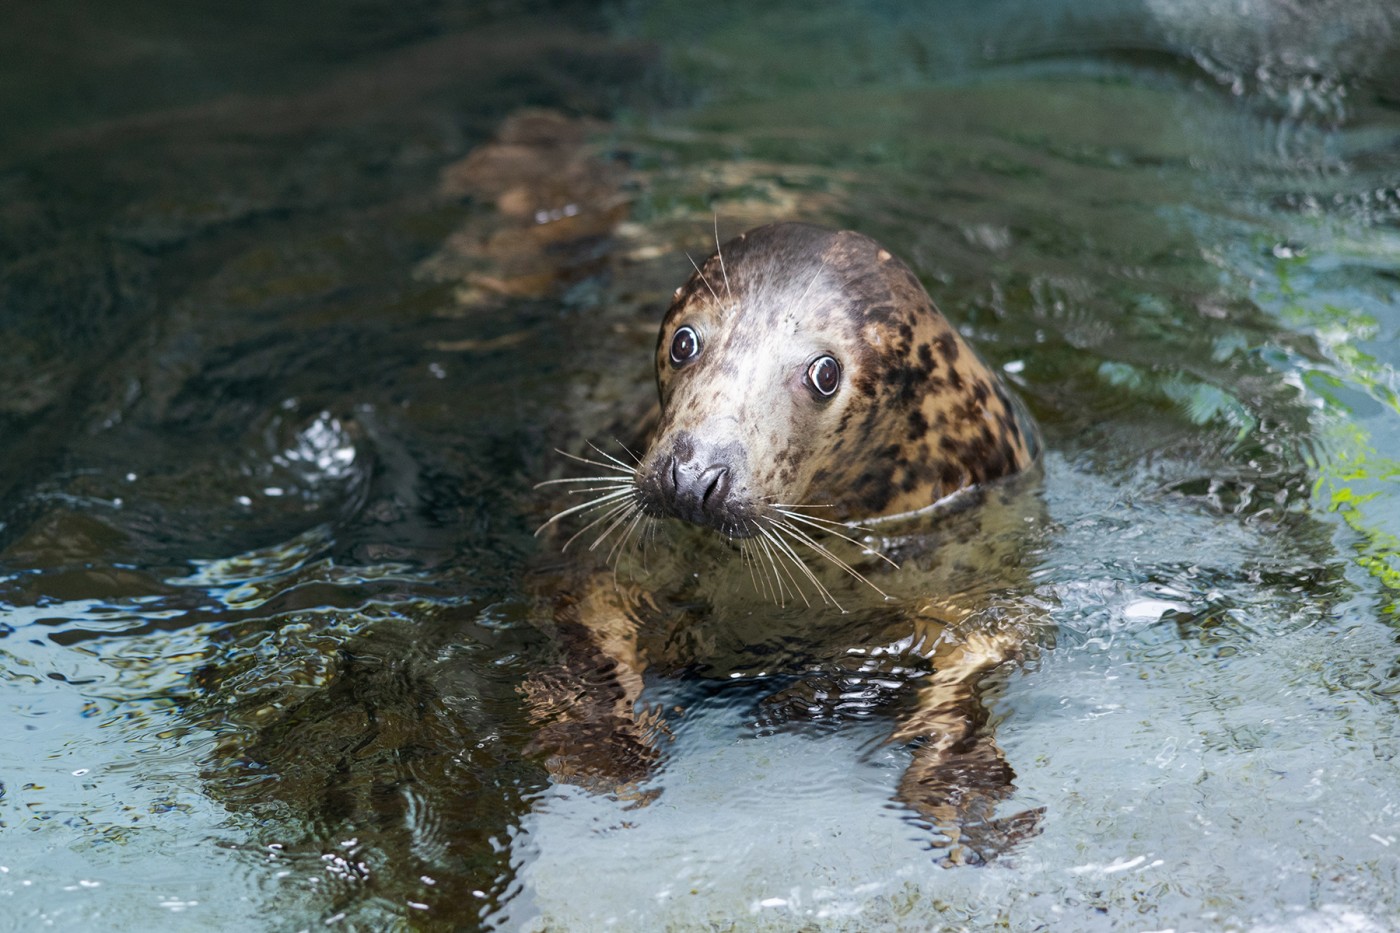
897,731,1043,866
890,627,1039,865
523,677,666,807
519,574,667,803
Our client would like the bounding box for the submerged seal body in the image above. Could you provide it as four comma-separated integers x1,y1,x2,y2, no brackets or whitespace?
635,222,1038,536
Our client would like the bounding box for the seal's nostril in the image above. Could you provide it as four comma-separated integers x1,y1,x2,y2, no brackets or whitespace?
664,455,680,496
700,465,730,507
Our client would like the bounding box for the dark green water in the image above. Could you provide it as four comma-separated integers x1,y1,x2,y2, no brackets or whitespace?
3,1,1399,930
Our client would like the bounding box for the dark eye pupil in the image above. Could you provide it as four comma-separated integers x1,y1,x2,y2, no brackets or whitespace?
808,356,841,397
669,326,699,366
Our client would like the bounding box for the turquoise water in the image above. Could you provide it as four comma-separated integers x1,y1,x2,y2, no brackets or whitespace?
2,1,1399,929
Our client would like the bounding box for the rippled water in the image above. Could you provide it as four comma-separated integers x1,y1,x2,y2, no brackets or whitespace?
3,1,1399,930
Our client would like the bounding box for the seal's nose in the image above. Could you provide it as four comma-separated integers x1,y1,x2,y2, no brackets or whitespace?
636,431,755,534
664,456,733,524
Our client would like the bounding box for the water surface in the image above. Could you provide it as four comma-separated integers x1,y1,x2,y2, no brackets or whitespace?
2,1,1399,930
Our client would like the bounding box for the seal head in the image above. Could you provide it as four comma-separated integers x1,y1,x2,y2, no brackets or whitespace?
635,222,1038,537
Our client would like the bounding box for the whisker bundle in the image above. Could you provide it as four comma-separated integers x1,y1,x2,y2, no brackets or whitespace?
535,445,653,567
772,506,900,571
538,445,897,609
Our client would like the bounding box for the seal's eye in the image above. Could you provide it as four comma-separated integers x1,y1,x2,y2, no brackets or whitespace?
669,325,701,366
806,355,842,398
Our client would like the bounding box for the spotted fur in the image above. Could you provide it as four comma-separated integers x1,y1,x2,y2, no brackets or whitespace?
635,222,1040,533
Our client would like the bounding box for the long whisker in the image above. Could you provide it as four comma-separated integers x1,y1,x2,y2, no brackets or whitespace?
759,525,826,609
535,487,634,535
563,498,634,551
771,519,887,602
739,539,763,599
537,475,632,487
589,500,642,553
753,532,794,608
773,508,900,571
537,442,650,572
743,529,785,605
712,215,732,300
552,447,637,476
769,501,843,522
548,461,632,481
588,440,643,471
686,252,722,304
537,483,634,506
759,525,833,610
641,512,662,569
608,511,648,587
608,508,647,566
743,529,785,606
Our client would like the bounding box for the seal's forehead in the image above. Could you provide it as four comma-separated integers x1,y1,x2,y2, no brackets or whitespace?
662,223,925,343
721,223,879,276
728,226,892,297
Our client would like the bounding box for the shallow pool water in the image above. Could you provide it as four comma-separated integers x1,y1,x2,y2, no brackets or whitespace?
3,1,1399,930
